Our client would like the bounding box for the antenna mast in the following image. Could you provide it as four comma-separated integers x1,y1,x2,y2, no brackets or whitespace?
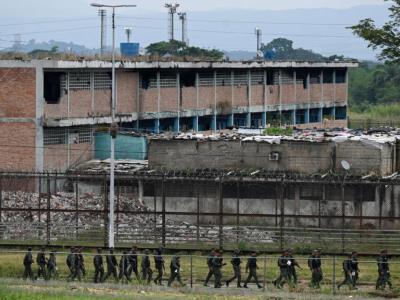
255,27,262,58
178,12,188,45
165,3,180,41
98,9,107,56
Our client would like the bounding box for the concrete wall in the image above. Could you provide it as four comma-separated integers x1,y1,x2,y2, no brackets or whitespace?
148,139,397,176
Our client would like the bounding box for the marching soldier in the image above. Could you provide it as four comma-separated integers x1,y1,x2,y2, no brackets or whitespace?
204,249,216,287
141,249,153,284
77,247,85,278
273,249,291,288
243,251,262,289
93,248,104,283
47,251,58,280
212,250,225,288
36,246,47,280
154,247,165,285
338,252,359,290
288,249,302,285
66,247,75,280
168,255,185,287
104,248,118,282
376,250,392,290
70,247,84,282
128,246,140,281
22,247,35,281
308,249,322,288
119,251,132,283
226,249,242,288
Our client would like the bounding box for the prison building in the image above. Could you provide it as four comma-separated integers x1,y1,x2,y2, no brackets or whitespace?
0,59,357,172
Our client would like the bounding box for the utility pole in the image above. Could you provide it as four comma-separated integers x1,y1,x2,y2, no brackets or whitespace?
255,27,262,59
124,27,133,43
98,9,107,57
178,12,188,45
91,2,137,249
165,3,180,41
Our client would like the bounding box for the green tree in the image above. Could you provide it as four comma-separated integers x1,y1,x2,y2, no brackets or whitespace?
351,0,400,62
146,40,224,60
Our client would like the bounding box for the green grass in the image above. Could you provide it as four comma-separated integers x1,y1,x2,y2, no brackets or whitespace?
349,103,400,124
0,251,399,299
264,127,294,136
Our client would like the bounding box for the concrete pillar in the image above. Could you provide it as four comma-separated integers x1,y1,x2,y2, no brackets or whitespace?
231,70,235,126
174,117,180,133
193,116,199,132
156,71,161,134
246,112,251,128
305,108,310,124
295,185,300,225
333,70,336,120
154,119,160,133
262,111,267,128
292,109,296,125
176,72,180,133
228,114,234,127
211,115,217,131
138,180,143,205
332,106,336,121
90,72,95,113
320,70,324,103
319,107,323,123
35,65,44,173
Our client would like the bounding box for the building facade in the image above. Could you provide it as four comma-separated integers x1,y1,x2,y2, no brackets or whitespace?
0,59,357,172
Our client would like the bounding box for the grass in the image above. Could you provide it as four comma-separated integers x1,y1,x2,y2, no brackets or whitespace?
349,103,400,126
0,251,399,299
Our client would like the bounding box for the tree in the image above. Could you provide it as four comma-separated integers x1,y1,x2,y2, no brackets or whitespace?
146,40,224,60
351,0,400,62
260,38,326,61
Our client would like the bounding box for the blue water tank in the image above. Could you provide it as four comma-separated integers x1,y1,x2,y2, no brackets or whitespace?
120,43,140,57
95,132,147,160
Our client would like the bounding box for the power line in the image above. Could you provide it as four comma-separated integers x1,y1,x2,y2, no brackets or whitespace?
0,17,98,27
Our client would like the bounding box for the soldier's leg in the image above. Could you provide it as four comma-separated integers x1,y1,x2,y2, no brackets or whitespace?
252,269,261,288
292,269,297,285
244,271,252,287
168,272,176,286
237,267,242,287
204,269,214,285
147,268,153,284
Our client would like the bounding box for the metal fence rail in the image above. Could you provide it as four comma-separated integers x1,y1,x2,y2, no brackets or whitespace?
0,173,399,254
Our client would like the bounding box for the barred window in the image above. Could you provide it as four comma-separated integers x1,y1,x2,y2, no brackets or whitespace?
251,71,264,85
69,72,91,90
94,72,112,89
44,126,93,145
199,72,214,87
234,71,248,86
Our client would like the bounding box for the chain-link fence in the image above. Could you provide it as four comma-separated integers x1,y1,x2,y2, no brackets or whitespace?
0,173,399,254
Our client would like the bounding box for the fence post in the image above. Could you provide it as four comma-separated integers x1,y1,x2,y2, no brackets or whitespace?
263,255,267,291
0,174,2,224
190,254,193,288
154,180,157,244
218,179,224,250
280,179,285,251
38,176,42,239
332,255,336,295
116,177,120,244
236,181,240,245
75,178,79,241
46,174,51,245
161,176,166,247
103,175,108,248
341,182,345,254
196,186,200,244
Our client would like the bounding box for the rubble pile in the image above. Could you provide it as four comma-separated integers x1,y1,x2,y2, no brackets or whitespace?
0,191,275,244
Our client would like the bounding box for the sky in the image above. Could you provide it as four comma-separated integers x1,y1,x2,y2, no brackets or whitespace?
0,0,390,60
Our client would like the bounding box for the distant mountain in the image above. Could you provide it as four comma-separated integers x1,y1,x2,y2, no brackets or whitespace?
0,4,389,61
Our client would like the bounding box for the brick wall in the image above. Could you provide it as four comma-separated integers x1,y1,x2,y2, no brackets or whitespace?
0,123,36,171
281,84,296,105
310,84,322,103
266,86,279,106
160,87,178,112
117,71,137,114
233,86,248,107
181,87,197,110
216,86,232,109
44,142,92,171
0,68,36,118
335,83,347,102
140,88,158,112
251,85,264,106
323,84,335,103
296,85,309,103
198,87,214,110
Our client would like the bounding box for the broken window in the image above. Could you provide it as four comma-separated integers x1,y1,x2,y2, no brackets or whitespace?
335,69,347,84
180,70,196,87
310,70,321,84
44,72,65,104
323,70,333,84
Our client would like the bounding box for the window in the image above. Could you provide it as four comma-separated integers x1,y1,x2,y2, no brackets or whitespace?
335,69,347,83
323,70,333,84
44,126,93,145
44,72,65,104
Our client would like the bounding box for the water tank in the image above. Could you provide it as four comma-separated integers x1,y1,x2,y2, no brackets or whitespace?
120,43,140,57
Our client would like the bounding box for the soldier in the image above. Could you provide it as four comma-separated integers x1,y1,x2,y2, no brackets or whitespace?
36,246,47,280
153,247,165,285
22,247,35,281
338,252,359,290
66,247,75,280
93,248,104,283
128,246,140,281
376,250,392,290
71,247,84,282
77,247,85,277
204,249,216,287
47,251,58,280
308,249,322,288
273,249,291,288
168,255,185,287
104,248,118,282
141,249,153,284
119,251,132,283
287,249,302,285
212,250,225,288
226,249,242,288
243,251,262,289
